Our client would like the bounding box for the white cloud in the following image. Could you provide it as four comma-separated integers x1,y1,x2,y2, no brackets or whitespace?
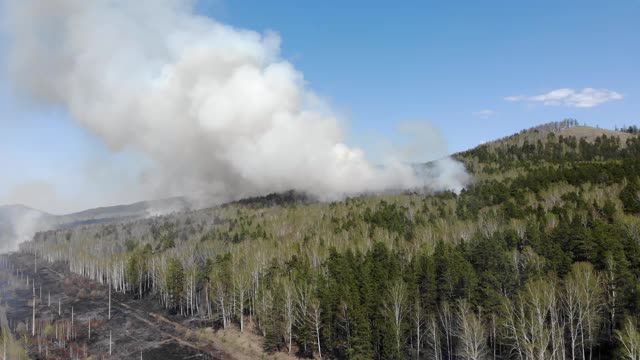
505,88,623,108
504,95,525,102
472,109,495,118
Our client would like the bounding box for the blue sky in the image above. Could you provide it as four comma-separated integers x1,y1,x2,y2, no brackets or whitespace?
1,0,639,212
203,0,639,150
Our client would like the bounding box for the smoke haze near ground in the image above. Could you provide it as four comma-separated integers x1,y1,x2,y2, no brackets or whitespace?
0,205,44,253
2,0,469,208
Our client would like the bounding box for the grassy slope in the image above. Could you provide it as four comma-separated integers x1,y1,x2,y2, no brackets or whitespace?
559,125,635,143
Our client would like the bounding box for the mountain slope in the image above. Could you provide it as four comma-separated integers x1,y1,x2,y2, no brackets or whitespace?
54,197,192,226
455,121,639,181
559,125,636,143
470,120,636,151
0,204,51,222
7,120,640,359
0,197,193,252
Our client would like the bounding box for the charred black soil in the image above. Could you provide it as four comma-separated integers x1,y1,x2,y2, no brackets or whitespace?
0,252,230,359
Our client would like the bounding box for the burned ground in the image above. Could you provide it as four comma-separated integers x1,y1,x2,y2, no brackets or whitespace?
0,252,228,359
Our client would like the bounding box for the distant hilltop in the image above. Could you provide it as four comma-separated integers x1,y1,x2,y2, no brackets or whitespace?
0,197,192,253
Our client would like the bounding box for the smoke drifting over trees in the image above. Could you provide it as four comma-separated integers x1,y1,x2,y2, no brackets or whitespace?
0,205,44,253
2,0,468,206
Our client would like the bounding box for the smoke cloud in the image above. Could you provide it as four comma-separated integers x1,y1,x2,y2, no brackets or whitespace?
2,0,468,203
0,205,44,253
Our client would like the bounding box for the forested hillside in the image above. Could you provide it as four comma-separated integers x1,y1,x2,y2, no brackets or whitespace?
15,121,640,359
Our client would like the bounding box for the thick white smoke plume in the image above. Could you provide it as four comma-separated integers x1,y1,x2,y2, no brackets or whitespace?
3,0,468,202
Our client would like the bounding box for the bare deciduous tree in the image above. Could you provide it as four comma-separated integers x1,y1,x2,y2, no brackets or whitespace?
503,279,558,360
383,279,408,354
616,317,640,360
427,314,442,360
413,299,425,360
283,280,296,354
455,300,487,360
439,301,455,360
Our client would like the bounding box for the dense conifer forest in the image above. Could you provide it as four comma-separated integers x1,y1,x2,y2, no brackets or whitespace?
10,121,640,359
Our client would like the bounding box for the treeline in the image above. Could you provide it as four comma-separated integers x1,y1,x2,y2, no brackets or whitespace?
460,134,640,171
616,125,640,135
455,159,640,220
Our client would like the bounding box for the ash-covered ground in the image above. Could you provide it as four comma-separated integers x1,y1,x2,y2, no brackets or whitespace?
0,252,230,359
